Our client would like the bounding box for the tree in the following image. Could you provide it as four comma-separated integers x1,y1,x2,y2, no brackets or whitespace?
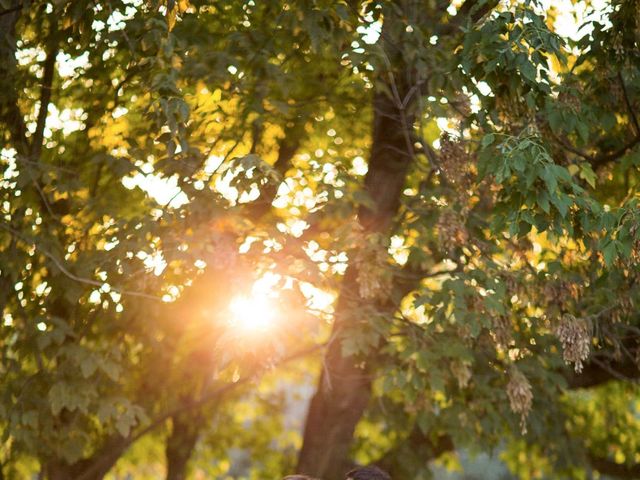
1,0,639,479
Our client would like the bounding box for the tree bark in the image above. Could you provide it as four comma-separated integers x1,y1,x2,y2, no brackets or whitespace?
296,4,419,478
0,0,28,154
295,269,377,479
165,412,203,480
43,444,126,480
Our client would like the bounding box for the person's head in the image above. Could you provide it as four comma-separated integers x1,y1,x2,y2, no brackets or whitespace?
345,466,391,480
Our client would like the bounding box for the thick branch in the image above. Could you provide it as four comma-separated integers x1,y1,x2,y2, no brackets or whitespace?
74,343,322,480
548,124,640,170
0,3,22,16
247,130,301,221
566,354,639,389
591,136,640,169
436,0,499,36
589,454,640,479
458,0,497,22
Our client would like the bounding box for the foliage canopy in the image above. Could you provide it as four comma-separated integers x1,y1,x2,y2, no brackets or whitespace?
1,0,639,479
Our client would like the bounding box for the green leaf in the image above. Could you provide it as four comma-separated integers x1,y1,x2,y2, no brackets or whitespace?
519,61,537,82
602,241,617,267
100,360,121,382
49,383,70,416
550,193,571,218
537,189,550,213
482,133,495,148
115,414,135,437
548,110,563,133
541,164,558,192
578,163,597,188
81,355,98,379
576,121,589,144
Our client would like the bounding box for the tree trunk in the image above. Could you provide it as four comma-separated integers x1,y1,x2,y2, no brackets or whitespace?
0,0,28,153
43,463,69,480
165,413,202,480
297,4,419,477
296,269,376,478
43,457,115,480
42,435,130,480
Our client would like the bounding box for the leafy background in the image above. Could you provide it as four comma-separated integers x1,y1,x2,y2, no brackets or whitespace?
0,0,639,479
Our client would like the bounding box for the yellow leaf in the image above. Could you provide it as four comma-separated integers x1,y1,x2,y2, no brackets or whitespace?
166,9,177,31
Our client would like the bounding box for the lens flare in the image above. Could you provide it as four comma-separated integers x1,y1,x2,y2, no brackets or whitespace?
229,294,276,332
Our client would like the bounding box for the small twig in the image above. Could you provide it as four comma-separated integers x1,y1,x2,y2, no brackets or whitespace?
0,224,162,301
618,72,640,136
0,3,22,16
32,44,58,159
548,129,593,162
547,122,640,169
591,136,640,168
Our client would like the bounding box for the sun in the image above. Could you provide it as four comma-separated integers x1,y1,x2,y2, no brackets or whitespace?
229,294,276,332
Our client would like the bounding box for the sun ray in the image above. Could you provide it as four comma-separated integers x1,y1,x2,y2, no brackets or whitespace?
229,294,276,332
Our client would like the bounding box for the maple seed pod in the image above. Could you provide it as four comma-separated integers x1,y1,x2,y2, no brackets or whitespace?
504,275,521,297
355,251,390,300
436,209,468,254
450,360,472,389
558,90,581,112
619,295,634,315
492,315,512,349
610,81,624,106
452,92,472,117
631,236,640,262
553,314,591,373
439,134,474,192
507,367,533,435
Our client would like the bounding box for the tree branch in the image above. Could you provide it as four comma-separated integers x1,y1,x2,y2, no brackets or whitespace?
544,74,640,170
436,0,499,36
547,123,640,170
74,343,323,480
32,43,58,159
247,125,302,221
0,0,29,154
589,453,640,479
0,223,163,301
0,3,22,16
591,136,640,169
565,353,639,389
618,72,639,136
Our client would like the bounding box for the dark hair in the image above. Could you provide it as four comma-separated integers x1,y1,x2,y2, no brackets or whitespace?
346,466,392,480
